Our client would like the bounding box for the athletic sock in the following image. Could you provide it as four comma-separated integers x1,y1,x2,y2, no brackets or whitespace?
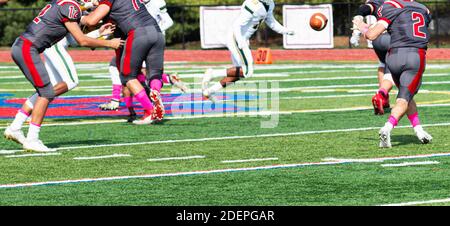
378,88,388,98
10,110,30,131
386,115,398,129
407,112,420,128
27,122,41,140
207,82,224,95
134,89,153,115
162,73,171,84
25,93,39,109
112,85,122,101
211,69,227,79
150,79,163,92
124,96,133,108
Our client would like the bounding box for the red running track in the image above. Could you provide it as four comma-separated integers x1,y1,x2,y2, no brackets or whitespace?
1,49,450,63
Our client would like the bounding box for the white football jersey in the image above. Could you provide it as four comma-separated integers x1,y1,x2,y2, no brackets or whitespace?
233,0,287,40
145,0,174,32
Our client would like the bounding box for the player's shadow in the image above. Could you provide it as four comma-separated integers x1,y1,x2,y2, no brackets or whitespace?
47,139,110,147
391,134,422,146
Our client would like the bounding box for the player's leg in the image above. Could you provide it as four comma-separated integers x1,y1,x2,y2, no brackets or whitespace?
163,72,188,93
8,37,56,152
99,57,121,111
144,29,166,123
372,33,393,114
122,86,137,123
379,48,427,148
203,34,253,102
406,99,432,144
120,29,154,125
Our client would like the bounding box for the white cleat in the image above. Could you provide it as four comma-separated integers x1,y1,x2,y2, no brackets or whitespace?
379,126,392,148
23,139,56,152
202,68,214,91
202,89,218,103
4,127,26,145
132,114,155,125
414,126,433,144
99,99,120,111
170,73,189,93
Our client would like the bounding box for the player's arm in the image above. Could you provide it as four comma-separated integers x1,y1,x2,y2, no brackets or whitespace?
85,23,116,39
354,3,397,41
65,21,122,49
81,3,110,27
265,11,294,35
364,23,386,40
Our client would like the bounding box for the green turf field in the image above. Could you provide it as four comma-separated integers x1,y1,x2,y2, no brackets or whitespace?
1,61,450,206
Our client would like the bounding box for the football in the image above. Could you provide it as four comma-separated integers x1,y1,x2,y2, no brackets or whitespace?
310,13,328,31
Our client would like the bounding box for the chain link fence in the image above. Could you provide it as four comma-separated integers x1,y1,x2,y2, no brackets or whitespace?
0,1,449,49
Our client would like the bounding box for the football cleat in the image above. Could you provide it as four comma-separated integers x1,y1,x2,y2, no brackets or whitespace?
149,90,165,122
170,73,189,93
414,126,433,144
99,99,120,111
132,113,155,125
23,139,56,153
379,126,392,148
372,93,385,115
4,127,26,145
202,89,218,103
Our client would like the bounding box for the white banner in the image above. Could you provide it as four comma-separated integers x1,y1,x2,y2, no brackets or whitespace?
283,4,334,49
200,6,241,49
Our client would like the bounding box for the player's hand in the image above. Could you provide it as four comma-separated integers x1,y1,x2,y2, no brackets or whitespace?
352,16,368,32
109,38,125,49
350,30,361,47
100,23,116,36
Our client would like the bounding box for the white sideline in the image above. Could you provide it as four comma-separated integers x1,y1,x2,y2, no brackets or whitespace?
380,198,450,206
4,153,61,158
74,154,131,160
2,122,450,155
147,155,205,162
2,151,450,189
221,158,279,163
380,161,440,167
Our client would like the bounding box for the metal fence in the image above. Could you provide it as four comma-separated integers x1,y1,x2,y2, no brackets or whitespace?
0,1,449,49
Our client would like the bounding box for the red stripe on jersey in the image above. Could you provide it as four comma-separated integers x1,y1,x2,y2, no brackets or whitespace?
20,36,44,88
123,30,135,77
378,18,392,25
99,0,112,7
408,49,426,94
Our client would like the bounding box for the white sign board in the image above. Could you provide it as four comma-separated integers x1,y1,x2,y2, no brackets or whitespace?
200,6,241,49
283,4,334,49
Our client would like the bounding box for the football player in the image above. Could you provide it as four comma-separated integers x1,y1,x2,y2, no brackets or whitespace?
4,0,122,152
350,0,394,115
82,0,166,125
98,0,187,113
201,0,294,102
354,0,433,148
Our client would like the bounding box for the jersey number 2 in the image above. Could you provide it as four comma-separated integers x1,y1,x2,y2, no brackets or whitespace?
33,4,52,24
412,12,426,39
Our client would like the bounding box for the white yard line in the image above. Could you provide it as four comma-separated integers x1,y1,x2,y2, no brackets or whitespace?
2,122,450,155
147,155,206,162
380,198,450,206
381,161,440,167
4,153,61,158
221,158,279,163
73,154,131,160
2,151,450,189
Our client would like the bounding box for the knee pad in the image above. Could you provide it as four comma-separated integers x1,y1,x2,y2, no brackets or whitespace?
378,62,386,68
